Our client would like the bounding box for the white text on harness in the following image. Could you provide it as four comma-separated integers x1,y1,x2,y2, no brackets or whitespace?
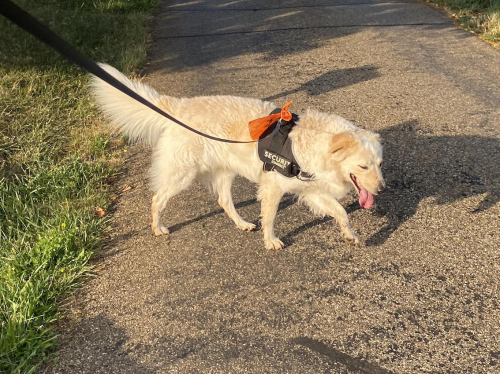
264,150,291,170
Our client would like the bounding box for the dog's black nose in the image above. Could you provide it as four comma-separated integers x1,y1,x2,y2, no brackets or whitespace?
377,186,386,194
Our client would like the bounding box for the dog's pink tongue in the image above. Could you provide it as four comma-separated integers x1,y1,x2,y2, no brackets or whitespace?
359,185,374,209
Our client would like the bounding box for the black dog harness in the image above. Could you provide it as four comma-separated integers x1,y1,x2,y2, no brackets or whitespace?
258,109,314,181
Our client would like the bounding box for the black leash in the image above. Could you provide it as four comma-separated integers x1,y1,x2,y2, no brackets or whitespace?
0,0,254,144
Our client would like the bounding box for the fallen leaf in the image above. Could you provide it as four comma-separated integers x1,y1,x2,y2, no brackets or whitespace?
96,207,106,217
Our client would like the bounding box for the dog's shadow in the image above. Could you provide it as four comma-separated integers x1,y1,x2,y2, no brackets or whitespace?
168,120,500,247
366,120,500,245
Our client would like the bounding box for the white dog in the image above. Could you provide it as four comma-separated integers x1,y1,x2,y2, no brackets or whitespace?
91,64,386,249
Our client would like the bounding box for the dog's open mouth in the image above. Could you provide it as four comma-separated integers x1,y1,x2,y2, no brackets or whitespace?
350,174,374,209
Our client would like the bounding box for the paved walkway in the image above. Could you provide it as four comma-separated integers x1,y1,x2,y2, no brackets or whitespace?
42,0,500,373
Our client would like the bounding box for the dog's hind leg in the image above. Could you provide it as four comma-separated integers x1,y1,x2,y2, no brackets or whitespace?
214,172,256,232
151,170,196,236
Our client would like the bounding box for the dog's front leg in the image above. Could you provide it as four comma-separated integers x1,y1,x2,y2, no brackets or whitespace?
302,194,359,245
258,184,285,250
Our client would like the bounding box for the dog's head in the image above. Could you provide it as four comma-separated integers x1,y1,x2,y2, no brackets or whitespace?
329,130,386,209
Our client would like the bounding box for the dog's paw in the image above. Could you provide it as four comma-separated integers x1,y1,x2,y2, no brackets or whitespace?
237,221,257,232
265,237,285,250
343,234,360,246
153,225,169,236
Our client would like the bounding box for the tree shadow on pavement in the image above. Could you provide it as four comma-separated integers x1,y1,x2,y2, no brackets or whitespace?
292,337,398,374
146,2,359,74
263,66,380,101
367,120,500,245
40,315,154,374
146,0,451,75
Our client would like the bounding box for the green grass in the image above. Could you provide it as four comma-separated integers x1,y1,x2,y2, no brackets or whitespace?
428,0,500,46
0,0,157,372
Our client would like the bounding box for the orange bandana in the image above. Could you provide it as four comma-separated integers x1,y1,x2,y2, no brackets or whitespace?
248,102,293,140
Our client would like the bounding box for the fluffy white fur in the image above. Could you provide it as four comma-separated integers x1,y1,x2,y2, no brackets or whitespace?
91,64,386,249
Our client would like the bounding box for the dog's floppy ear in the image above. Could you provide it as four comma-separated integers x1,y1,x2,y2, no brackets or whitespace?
330,132,358,160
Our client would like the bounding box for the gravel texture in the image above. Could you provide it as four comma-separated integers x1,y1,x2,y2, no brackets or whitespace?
41,0,500,373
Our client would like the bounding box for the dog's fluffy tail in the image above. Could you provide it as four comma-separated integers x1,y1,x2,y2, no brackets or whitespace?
90,63,172,146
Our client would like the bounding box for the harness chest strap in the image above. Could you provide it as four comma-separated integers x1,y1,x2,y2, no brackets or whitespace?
256,108,314,181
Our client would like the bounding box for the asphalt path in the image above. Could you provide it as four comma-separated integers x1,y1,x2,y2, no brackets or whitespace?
42,0,500,373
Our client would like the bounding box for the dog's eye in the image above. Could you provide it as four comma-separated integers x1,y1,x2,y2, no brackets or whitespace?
359,165,368,170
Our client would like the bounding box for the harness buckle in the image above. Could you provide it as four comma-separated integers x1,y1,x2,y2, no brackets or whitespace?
297,172,315,181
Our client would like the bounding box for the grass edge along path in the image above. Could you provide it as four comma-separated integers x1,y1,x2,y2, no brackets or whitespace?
426,0,500,47
0,1,157,373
